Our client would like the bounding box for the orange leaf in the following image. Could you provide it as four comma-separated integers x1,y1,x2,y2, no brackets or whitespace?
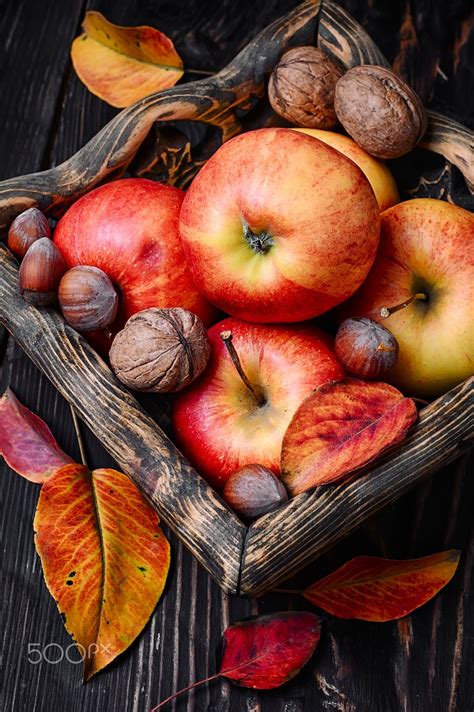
281,378,417,495
34,463,170,680
71,11,184,108
0,388,73,483
303,551,460,621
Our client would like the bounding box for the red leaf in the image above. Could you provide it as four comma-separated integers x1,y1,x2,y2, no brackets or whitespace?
281,378,417,495
303,551,460,621
0,388,73,483
220,612,321,689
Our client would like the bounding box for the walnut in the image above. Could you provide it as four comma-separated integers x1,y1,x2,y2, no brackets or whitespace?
109,308,210,393
268,46,344,129
334,65,427,159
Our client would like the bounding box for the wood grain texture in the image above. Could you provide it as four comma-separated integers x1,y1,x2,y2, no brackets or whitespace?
1,1,473,710
241,378,473,595
0,244,245,594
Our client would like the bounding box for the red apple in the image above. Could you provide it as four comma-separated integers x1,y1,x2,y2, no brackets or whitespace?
179,128,380,323
54,178,217,347
171,317,344,490
343,198,474,397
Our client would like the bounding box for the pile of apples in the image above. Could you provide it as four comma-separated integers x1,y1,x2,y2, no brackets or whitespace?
9,126,473,517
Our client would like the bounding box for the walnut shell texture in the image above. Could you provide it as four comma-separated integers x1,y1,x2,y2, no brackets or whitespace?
268,46,344,129
109,307,211,393
334,65,427,159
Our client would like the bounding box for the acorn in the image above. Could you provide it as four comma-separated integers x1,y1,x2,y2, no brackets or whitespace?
18,238,67,306
335,317,399,379
223,464,288,521
8,207,51,259
58,266,118,332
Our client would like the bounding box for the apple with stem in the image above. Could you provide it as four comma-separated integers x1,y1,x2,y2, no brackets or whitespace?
342,198,474,397
293,128,399,212
179,128,380,323
171,317,344,490
54,178,217,350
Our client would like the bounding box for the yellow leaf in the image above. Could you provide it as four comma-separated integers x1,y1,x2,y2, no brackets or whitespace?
71,11,184,108
34,464,170,680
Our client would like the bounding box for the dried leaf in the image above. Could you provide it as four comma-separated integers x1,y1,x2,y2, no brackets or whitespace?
281,378,417,495
220,612,321,688
303,551,460,621
0,388,73,483
35,463,170,680
71,11,184,108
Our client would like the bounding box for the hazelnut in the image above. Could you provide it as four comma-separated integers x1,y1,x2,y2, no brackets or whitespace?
58,266,118,331
109,307,210,393
223,464,288,521
8,207,50,259
335,317,399,379
268,46,344,129
334,65,427,159
18,238,67,306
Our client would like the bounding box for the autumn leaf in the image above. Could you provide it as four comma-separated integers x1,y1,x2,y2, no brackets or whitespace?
35,464,170,679
0,391,170,679
0,388,73,482
281,378,418,495
220,612,321,688
152,612,321,709
303,551,460,621
71,11,184,108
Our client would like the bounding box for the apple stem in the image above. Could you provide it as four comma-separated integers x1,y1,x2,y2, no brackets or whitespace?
220,330,265,406
69,405,88,468
380,292,427,318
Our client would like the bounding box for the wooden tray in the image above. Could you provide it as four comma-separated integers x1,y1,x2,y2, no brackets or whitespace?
0,0,473,595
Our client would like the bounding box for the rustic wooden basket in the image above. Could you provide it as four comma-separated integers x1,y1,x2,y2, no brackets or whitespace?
0,0,472,596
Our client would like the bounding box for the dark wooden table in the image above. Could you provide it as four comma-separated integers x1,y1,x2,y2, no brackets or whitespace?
1,1,473,711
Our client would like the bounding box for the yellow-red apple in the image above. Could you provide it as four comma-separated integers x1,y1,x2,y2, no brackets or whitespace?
294,128,399,212
54,178,217,349
179,128,380,323
343,198,474,397
171,317,344,490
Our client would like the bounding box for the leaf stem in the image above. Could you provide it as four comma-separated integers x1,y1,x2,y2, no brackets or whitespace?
69,405,88,468
150,672,221,711
412,396,430,408
185,68,214,76
220,331,265,406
